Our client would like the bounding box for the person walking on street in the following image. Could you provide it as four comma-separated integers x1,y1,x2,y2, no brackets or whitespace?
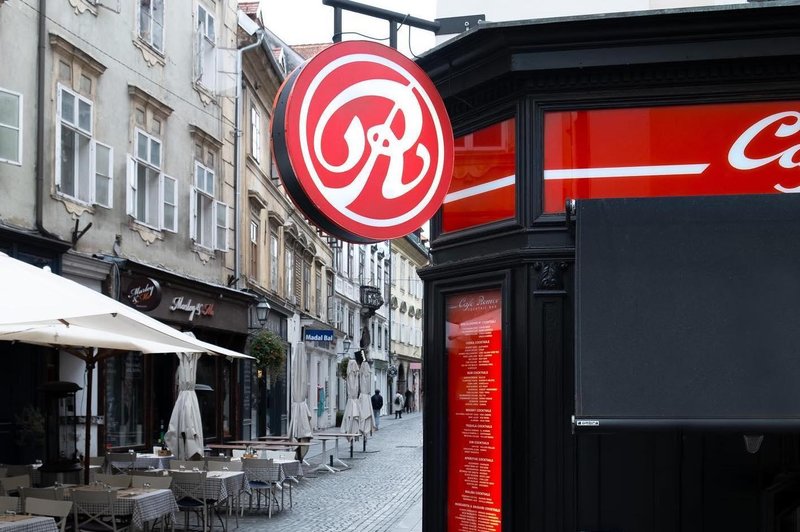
371,390,383,430
394,391,404,419
404,388,413,413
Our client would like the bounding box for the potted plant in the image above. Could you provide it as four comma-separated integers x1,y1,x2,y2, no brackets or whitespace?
250,330,286,382
338,357,352,379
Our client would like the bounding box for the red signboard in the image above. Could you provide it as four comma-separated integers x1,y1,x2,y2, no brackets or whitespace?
272,41,454,242
443,119,516,233
447,289,502,532
544,101,800,213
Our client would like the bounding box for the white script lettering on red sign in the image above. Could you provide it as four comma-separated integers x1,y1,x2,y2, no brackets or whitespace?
543,101,800,213
272,41,453,242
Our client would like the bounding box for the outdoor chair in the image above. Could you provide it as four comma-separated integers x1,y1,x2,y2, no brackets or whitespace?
170,460,204,472
205,461,240,472
170,471,208,532
21,486,64,503
94,474,131,488
105,453,135,475
5,465,32,477
72,489,129,532
0,495,20,513
230,450,246,460
26,497,73,532
0,473,31,496
204,456,230,463
240,458,282,518
131,475,172,489
89,457,105,467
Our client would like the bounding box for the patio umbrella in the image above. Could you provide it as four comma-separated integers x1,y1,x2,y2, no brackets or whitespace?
340,359,361,439
288,342,313,439
357,360,374,436
165,342,204,460
0,252,251,481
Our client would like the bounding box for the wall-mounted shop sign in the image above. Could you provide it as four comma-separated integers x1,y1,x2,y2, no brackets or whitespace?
544,101,800,213
122,277,162,311
272,40,454,243
446,289,502,532
304,329,334,342
169,296,215,321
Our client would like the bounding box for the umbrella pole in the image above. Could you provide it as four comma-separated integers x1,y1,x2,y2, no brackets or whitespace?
83,357,95,485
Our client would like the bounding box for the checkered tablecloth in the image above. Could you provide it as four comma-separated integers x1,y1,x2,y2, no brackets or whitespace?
170,471,247,503
0,516,57,532
273,459,303,480
67,487,177,530
109,454,172,471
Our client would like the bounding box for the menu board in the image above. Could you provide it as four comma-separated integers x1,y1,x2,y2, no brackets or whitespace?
447,289,502,531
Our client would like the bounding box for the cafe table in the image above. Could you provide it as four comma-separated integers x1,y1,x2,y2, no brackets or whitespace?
169,469,246,531
310,432,361,472
67,486,177,530
0,515,57,532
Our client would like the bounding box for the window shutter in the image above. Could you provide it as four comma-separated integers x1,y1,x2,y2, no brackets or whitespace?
54,90,62,190
214,200,228,251
92,140,113,208
195,28,203,82
126,154,136,216
190,187,198,241
161,174,177,233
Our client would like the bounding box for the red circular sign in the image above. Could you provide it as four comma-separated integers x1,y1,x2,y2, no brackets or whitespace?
272,41,453,242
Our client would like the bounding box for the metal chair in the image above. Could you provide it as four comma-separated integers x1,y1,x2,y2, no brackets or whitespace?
105,453,135,475
21,486,64,504
170,471,208,532
0,473,30,496
72,489,129,532
130,475,172,489
94,474,131,488
240,458,282,518
26,497,73,532
0,495,20,513
169,460,204,472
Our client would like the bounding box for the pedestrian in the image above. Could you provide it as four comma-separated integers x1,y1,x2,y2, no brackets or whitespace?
394,391,404,419
404,388,413,413
371,390,383,430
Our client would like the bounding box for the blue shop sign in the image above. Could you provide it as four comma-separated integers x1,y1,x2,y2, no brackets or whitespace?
304,329,334,342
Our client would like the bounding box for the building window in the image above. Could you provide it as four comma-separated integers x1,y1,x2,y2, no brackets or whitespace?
315,267,322,317
326,274,334,323
270,230,279,292
284,246,293,299
347,306,354,338
249,219,259,279
56,85,113,207
0,87,22,165
347,244,354,279
377,263,382,294
191,159,227,250
250,106,261,162
138,0,164,52
303,261,311,311
127,129,176,230
195,3,216,88
104,353,144,448
384,261,390,303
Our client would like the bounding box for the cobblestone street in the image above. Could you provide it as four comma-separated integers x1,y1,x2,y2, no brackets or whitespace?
235,412,423,532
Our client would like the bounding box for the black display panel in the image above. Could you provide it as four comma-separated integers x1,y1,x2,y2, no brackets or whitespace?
575,194,800,430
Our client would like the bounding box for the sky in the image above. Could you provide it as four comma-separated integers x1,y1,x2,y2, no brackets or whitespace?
259,0,438,58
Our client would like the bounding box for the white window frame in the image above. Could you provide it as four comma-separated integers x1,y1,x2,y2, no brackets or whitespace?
127,128,176,231
251,106,261,162
190,159,227,251
55,84,114,207
270,230,279,292
138,0,165,52
0,87,22,166
195,3,216,87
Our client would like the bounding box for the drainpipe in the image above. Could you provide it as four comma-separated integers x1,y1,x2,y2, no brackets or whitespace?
234,32,265,289
36,0,60,241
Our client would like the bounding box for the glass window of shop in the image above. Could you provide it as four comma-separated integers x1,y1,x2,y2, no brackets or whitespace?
104,353,145,448
196,356,232,440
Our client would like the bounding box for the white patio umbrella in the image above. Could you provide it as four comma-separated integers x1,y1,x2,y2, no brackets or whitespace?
0,252,251,481
165,344,204,460
340,359,361,438
287,342,313,441
357,361,374,436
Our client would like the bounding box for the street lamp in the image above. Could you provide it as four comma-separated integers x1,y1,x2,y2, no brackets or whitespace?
253,297,270,328
338,337,352,358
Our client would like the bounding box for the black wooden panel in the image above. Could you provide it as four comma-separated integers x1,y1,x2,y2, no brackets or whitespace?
575,194,800,429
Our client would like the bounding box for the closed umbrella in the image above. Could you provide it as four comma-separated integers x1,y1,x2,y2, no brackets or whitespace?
340,359,361,438
288,342,313,454
357,361,374,436
165,345,204,460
